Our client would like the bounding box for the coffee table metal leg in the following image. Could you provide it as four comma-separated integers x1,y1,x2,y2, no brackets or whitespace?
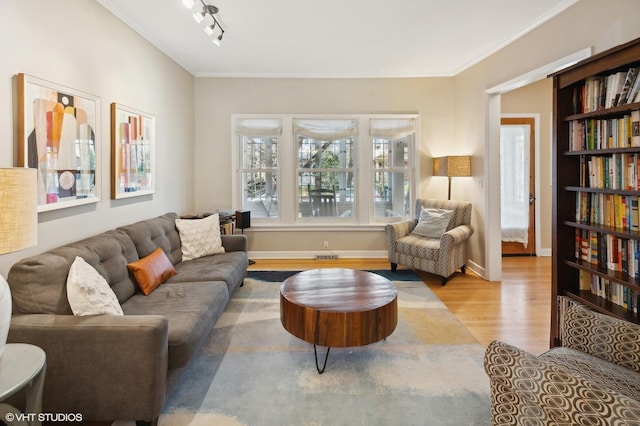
313,345,331,374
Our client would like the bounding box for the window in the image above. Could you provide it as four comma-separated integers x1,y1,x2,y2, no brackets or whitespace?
371,119,416,218
233,115,418,227
295,119,357,219
236,118,281,219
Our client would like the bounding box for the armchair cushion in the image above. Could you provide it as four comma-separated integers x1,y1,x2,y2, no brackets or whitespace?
540,346,640,402
562,304,640,373
411,208,453,238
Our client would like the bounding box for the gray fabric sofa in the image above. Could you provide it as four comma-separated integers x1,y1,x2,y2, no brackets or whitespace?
484,304,640,425
7,212,248,424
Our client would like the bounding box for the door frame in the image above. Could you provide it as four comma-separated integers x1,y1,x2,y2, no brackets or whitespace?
500,115,538,256
484,47,592,281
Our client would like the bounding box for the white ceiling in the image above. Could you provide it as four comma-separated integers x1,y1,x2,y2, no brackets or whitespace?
96,0,578,78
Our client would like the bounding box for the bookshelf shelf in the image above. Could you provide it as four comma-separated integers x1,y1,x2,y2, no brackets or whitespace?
564,220,640,240
564,101,640,121
566,290,640,323
552,37,640,347
565,258,640,288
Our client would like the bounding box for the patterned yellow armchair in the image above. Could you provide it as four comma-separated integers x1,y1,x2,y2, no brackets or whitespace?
385,199,473,285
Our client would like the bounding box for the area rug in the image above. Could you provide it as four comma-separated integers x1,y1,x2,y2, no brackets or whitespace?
158,273,491,426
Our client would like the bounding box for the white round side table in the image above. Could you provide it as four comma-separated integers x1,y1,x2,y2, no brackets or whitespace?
0,343,46,426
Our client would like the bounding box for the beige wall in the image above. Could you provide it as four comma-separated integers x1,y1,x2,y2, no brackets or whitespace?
2,0,640,276
453,0,640,277
195,0,640,270
501,78,553,253
0,0,195,275
193,77,455,255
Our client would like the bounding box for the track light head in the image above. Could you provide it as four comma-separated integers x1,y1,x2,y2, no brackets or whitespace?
213,32,223,46
204,24,216,36
192,11,205,23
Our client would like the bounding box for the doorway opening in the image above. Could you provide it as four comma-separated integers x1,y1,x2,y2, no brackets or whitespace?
501,117,536,256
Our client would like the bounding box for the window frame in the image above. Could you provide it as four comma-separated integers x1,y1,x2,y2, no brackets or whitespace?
232,114,419,228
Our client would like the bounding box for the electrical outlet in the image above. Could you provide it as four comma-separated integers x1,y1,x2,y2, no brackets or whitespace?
323,241,329,249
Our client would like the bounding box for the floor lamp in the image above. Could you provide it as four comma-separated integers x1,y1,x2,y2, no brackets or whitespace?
0,168,38,358
433,156,471,200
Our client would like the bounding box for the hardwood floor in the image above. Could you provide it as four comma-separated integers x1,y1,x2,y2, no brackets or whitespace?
249,256,552,355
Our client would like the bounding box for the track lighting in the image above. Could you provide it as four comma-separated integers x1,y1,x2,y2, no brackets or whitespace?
184,0,226,46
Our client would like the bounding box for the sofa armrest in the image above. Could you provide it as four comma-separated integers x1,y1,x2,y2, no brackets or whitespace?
221,234,248,252
8,314,169,422
562,305,640,373
484,340,640,425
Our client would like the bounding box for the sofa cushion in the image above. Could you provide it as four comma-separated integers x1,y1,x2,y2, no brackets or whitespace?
174,214,225,261
67,256,124,316
127,247,177,295
168,251,248,294
121,281,229,369
9,230,140,314
118,213,183,265
541,346,640,402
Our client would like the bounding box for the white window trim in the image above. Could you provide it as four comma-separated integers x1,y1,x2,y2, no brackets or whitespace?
231,114,419,228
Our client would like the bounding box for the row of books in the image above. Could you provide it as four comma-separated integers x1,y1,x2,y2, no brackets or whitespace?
220,220,236,235
578,270,639,314
579,154,640,190
575,192,640,231
568,111,640,150
575,228,640,277
576,67,640,114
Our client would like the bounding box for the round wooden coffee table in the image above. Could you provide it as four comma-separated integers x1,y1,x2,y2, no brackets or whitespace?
280,268,398,373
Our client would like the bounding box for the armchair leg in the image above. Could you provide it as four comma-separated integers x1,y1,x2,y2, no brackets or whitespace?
440,276,448,286
391,263,397,272
461,265,467,274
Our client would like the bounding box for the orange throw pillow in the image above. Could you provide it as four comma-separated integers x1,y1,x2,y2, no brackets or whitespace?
127,247,177,295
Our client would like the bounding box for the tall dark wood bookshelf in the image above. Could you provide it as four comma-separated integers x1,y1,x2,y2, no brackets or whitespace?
551,37,640,347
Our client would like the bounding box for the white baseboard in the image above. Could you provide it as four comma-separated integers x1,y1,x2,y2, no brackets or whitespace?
248,250,389,259
466,259,485,280
537,248,551,257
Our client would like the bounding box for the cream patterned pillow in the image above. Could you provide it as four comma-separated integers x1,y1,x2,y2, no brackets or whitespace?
66,256,124,316
175,213,225,261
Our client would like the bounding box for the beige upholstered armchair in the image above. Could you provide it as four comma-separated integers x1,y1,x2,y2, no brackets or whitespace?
484,304,640,425
385,199,473,285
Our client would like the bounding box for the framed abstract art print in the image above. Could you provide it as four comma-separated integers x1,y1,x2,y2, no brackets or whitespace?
17,73,101,212
110,103,155,199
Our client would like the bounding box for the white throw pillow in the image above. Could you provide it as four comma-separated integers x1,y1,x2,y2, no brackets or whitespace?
411,208,454,239
175,213,225,261
66,256,124,316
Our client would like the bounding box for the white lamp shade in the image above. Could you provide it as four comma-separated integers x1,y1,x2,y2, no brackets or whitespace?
0,168,38,254
0,167,38,359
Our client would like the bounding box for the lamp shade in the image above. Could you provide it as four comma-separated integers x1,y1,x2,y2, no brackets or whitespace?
0,168,38,254
433,156,471,177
